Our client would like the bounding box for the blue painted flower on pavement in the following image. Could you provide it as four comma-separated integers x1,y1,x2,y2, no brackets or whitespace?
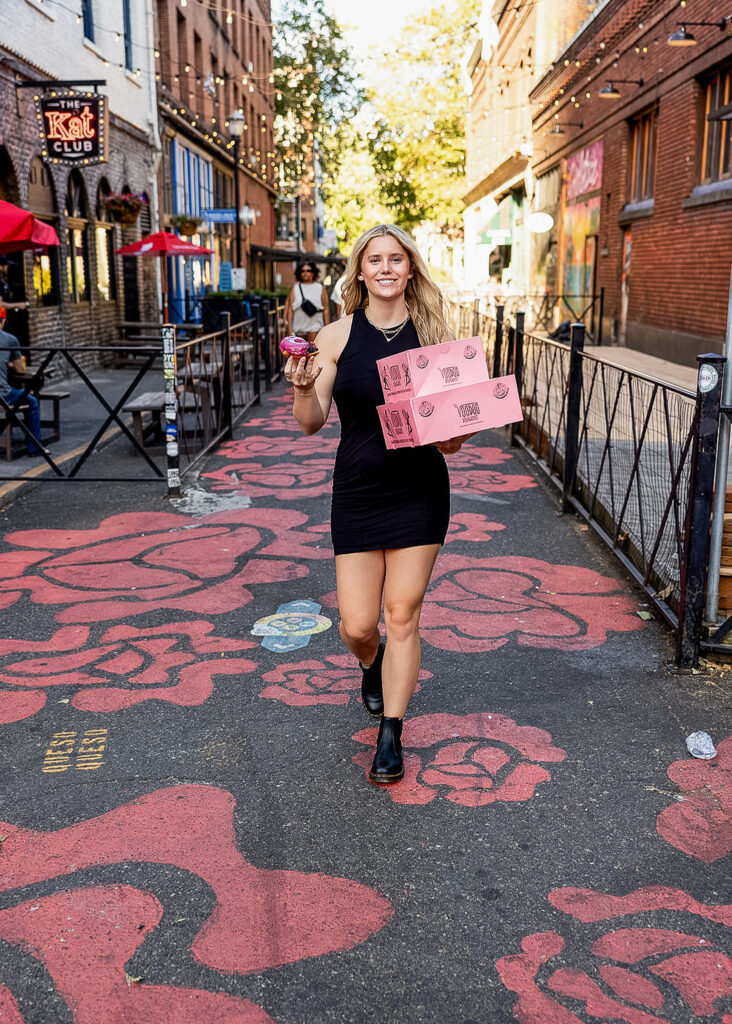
251,600,332,652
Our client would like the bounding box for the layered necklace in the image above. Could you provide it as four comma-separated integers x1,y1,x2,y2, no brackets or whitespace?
365,306,411,344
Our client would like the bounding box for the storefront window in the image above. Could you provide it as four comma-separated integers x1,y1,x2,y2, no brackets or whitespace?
629,109,656,202
702,67,732,184
65,171,89,303
28,157,59,307
96,179,117,302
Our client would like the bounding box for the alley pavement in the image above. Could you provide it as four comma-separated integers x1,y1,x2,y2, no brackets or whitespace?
0,382,730,1024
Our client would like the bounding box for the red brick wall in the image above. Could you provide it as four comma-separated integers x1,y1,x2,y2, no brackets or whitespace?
531,0,732,362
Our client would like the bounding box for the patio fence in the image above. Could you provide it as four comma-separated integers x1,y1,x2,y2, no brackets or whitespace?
450,301,725,668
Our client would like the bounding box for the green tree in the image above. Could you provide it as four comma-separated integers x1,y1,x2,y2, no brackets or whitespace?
323,121,391,252
365,0,480,230
273,0,364,196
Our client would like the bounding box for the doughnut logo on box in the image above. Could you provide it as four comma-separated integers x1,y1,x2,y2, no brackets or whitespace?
439,366,460,384
416,354,429,369
455,401,481,424
463,344,477,359
386,409,413,436
418,401,435,418
493,382,509,399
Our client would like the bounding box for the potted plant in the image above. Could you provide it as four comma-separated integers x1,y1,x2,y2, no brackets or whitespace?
170,213,203,236
103,192,147,225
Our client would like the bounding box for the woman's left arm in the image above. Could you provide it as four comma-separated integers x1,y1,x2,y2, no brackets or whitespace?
321,287,330,325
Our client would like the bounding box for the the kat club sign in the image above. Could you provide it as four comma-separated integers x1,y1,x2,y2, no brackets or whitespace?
35,91,108,166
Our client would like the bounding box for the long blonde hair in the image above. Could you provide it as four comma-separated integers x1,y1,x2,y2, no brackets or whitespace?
340,225,452,346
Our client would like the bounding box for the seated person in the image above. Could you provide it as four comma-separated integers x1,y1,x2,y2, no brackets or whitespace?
0,306,47,456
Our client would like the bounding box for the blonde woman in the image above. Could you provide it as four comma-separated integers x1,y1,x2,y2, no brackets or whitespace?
284,225,472,785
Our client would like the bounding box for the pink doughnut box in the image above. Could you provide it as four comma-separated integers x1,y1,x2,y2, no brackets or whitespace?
376,336,487,401
377,375,523,450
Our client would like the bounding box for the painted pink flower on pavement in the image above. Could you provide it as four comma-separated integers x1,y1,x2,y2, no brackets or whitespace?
0,507,332,624
0,886,275,1023
322,555,644,654
218,434,340,459
0,621,258,718
352,712,567,805
447,443,535,493
496,885,732,1023
203,458,334,499
657,733,732,863
0,785,393,1019
445,513,506,544
260,653,430,707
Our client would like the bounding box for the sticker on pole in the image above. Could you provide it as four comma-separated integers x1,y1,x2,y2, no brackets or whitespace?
698,364,719,393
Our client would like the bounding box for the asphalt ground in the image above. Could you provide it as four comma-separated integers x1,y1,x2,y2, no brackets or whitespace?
0,383,730,1024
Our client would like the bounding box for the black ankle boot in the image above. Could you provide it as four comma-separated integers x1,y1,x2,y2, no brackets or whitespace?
360,641,385,717
369,716,404,783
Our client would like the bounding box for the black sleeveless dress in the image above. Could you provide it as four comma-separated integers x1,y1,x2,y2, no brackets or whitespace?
330,308,450,555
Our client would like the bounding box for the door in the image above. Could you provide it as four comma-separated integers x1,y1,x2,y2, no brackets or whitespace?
123,256,140,322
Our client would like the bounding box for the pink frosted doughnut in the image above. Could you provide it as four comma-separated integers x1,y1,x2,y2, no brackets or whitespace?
279,335,318,358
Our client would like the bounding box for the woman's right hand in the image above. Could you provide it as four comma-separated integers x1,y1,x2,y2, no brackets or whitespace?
284,353,322,395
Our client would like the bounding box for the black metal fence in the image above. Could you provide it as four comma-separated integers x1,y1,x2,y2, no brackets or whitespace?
453,292,605,345
450,302,727,668
0,309,275,487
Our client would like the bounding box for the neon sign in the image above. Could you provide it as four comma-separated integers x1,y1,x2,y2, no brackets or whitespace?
35,92,108,166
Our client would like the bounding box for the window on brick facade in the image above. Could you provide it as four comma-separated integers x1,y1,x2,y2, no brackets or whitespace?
28,157,59,307
95,179,117,303
81,0,94,42
629,108,656,202
702,67,732,184
65,171,89,303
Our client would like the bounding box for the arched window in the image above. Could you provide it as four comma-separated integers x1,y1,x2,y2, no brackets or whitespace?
95,178,117,302
29,157,60,306
65,170,89,302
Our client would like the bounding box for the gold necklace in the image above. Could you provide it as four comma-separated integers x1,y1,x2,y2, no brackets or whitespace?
364,307,411,343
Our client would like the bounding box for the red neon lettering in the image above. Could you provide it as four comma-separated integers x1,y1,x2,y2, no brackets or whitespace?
44,106,96,142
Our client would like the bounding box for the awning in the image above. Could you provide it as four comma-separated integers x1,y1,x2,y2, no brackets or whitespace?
251,245,344,265
478,194,514,246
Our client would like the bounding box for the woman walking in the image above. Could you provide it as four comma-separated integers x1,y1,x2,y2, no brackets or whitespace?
283,261,330,343
284,225,471,784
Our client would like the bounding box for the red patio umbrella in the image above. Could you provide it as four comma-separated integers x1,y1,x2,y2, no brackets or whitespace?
116,231,213,321
0,199,60,254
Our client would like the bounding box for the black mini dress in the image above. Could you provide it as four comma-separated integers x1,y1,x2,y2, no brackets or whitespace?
330,308,450,556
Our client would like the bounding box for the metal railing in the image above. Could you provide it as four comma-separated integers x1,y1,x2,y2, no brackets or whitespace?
449,302,722,667
452,291,605,345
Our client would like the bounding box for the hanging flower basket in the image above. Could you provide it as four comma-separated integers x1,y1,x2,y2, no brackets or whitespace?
170,213,203,236
103,192,147,224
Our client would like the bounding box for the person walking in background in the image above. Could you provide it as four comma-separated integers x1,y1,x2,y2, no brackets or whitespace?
0,307,47,457
283,224,472,785
283,261,330,343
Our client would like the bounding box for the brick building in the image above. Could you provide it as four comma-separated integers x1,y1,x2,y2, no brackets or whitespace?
463,0,599,296
531,0,732,360
154,0,276,308
0,0,159,353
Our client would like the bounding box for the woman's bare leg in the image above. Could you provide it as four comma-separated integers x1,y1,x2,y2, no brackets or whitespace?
382,544,440,718
335,550,386,667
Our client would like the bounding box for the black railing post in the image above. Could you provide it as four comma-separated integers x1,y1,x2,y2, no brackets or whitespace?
162,323,181,497
562,322,586,512
260,298,272,391
493,304,504,379
251,311,261,402
676,354,726,668
221,311,233,440
511,311,525,448
598,287,605,346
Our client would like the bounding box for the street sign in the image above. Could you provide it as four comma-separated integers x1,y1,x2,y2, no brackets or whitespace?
202,208,237,223
231,267,247,290
36,92,108,166
219,261,233,291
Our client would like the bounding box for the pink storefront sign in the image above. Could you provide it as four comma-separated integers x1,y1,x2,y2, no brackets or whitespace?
566,139,604,202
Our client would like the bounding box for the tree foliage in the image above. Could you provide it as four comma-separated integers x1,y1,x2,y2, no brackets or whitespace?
273,0,364,196
365,0,480,230
323,121,392,253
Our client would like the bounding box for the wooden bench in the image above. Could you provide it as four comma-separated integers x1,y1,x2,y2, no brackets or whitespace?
123,388,206,448
0,390,70,460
